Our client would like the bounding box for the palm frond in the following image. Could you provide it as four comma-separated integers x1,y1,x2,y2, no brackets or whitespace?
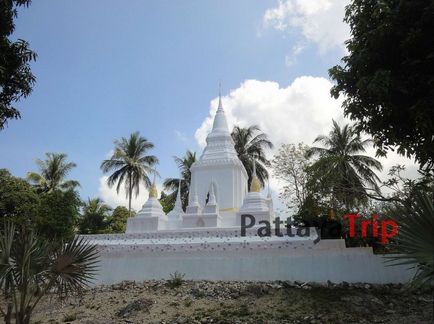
386,191,434,288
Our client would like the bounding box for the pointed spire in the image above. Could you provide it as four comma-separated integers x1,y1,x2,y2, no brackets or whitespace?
175,179,182,208
168,178,184,220
207,180,216,205
218,82,223,111
211,83,229,132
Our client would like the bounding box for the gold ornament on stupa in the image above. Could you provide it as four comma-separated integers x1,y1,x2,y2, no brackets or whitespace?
149,184,158,198
250,176,261,192
149,173,158,198
249,159,261,192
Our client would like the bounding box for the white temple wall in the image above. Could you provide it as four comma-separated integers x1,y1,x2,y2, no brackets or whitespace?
92,246,414,285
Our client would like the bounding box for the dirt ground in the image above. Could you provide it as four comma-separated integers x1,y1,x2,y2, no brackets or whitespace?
22,280,434,324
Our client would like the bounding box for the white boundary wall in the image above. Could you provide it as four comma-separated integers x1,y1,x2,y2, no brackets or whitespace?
81,229,415,285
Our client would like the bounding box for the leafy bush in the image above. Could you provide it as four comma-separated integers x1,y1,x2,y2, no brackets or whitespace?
167,271,185,289
0,222,99,324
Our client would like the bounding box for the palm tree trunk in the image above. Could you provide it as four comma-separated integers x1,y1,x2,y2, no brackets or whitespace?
128,173,132,217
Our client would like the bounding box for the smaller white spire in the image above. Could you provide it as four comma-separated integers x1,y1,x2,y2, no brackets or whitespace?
174,180,182,209
207,180,217,205
167,179,184,221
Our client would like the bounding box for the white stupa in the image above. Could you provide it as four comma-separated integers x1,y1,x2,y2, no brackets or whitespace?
236,160,273,225
125,178,167,233
126,88,270,232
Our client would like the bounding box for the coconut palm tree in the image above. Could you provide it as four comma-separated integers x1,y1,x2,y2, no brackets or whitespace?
307,120,382,208
231,125,273,188
26,153,79,193
79,198,112,234
0,222,98,324
163,151,196,210
100,132,158,217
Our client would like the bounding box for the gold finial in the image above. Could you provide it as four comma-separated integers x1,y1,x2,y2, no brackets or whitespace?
250,176,261,192
149,173,158,198
250,158,261,192
149,184,158,198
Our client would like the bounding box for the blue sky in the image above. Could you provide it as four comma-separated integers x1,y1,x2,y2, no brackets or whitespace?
0,0,417,209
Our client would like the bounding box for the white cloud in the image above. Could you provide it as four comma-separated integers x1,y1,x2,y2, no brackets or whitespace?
174,130,188,143
195,77,346,149
285,43,306,67
263,0,350,54
98,175,164,212
195,78,420,209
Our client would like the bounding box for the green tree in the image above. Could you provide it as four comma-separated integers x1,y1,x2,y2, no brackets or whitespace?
109,206,130,233
37,190,80,241
0,222,98,324
272,143,311,210
159,191,173,214
101,132,158,217
79,198,112,234
26,153,80,193
231,125,273,189
329,0,434,170
0,0,37,129
307,120,382,209
163,150,196,210
0,169,39,225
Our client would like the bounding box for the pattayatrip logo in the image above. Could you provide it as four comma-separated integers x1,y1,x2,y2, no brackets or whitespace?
240,214,398,245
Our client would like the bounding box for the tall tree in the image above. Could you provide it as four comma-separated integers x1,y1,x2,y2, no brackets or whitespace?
0,169,39,225
231,125,273,188
100,132,158,217
272,143,311,210
163,150,196,210
37,189,80,241
78,198,112,234
329,0,434,170
0,0,37,129
26,153,80,193
307,120,383,209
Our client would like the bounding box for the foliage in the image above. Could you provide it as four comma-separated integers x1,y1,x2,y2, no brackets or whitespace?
108,206,130,233
0,222,99,324
163,150,196,211
166,271,185,289
272,143,311,210
0,169,39,225
329,0,434,170
27,153,80,193
231,125,273,189
159,191,173,214
0,0,37,129
388,191,434,288
37,190,80,241
380,165,434,205
101,132,158,217
78,198,112,234
307,120,382,209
